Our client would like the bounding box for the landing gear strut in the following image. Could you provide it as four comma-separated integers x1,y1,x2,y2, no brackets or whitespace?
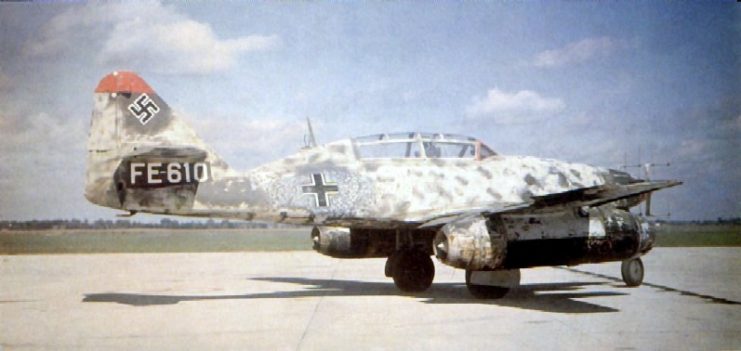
621,257,644,287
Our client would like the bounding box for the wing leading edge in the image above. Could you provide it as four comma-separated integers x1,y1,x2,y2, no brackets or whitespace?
418,180,682,228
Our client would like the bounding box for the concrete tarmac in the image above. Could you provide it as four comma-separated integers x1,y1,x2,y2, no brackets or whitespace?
1,248,739,350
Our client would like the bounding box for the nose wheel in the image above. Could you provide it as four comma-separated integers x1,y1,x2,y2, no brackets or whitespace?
621,257,644,287
386,249,435,293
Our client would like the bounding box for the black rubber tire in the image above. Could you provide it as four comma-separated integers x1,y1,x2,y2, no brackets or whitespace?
621,257,644,287
392,249,435,292
465,269,510,299
384,251,401,278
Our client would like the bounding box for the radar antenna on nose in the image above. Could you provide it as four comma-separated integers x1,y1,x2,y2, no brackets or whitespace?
621,149,672,217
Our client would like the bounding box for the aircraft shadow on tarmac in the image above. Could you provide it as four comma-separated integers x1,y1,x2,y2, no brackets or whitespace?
83,279,625,313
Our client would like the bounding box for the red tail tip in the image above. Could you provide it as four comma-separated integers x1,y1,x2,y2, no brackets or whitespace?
95,71,154,94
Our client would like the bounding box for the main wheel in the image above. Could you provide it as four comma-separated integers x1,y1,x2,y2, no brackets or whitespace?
465,269,518,299
385,251,401,278
391,249,435,292
621,257,644,287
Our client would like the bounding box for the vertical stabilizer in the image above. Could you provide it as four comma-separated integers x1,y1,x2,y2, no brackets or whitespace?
85,71,232,212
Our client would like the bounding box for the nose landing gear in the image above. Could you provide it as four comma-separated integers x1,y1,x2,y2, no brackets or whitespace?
621,257,644,287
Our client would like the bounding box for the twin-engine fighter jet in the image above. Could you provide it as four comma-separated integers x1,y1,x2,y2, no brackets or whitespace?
86,71,681,298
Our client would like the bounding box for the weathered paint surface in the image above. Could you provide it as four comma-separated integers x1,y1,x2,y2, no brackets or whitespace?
433,206,653,270
434,215,507,270
86,72,680,271
87,72,618,226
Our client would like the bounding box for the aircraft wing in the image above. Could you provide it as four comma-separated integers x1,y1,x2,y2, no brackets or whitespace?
418,179,682,228
528,179,682,209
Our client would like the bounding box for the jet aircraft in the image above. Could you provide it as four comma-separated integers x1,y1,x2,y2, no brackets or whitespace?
86,71,681,298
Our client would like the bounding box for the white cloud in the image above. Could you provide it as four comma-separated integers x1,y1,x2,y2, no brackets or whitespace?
26,2,280,75
465,88,565,124
191,117,307,170
0,112,88,219
534,36,621,68
677,139,705,158
0,112,86,157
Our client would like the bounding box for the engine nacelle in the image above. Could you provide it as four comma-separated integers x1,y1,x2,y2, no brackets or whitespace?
311,226,353,257
310,226,401,258
501,207,654,268
434,207,655,270
433,215,507,270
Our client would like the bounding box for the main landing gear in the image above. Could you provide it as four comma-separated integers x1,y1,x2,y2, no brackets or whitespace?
385,248,435,292
621,257,644,287
385,229,435,293
383,230,520,297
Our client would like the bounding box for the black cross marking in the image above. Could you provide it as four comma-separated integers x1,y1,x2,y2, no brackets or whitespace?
302,173,338,207
128,93,160,125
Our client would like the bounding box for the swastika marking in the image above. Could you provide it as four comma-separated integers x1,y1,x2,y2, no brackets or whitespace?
128,93,160,125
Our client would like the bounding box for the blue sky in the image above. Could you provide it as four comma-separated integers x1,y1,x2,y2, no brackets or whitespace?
0,1,738,220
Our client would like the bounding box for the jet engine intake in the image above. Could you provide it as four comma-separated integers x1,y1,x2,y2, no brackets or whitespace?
311,226,352,257
433,215,507,270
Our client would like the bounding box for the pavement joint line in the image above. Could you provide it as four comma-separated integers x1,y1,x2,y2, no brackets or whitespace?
558,266,741,305
295,260,339,350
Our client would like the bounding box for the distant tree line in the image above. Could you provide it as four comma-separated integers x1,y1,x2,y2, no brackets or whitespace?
661,217,741,225
0,218,287,230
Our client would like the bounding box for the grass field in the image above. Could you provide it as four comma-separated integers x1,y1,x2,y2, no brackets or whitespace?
0,224,738,254
655,223,741,247
0,228,311,254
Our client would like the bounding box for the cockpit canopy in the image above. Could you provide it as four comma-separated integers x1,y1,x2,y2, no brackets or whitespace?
352,132,496,160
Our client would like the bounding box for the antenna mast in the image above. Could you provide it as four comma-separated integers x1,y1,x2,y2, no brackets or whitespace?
303,117,318,149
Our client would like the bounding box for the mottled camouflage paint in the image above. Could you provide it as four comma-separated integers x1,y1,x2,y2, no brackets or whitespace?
87,73,617,226
86,72,680,273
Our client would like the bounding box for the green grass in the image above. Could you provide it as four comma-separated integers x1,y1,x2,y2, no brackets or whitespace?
0,224,738,254
655,224,741,247
0,228,312,254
